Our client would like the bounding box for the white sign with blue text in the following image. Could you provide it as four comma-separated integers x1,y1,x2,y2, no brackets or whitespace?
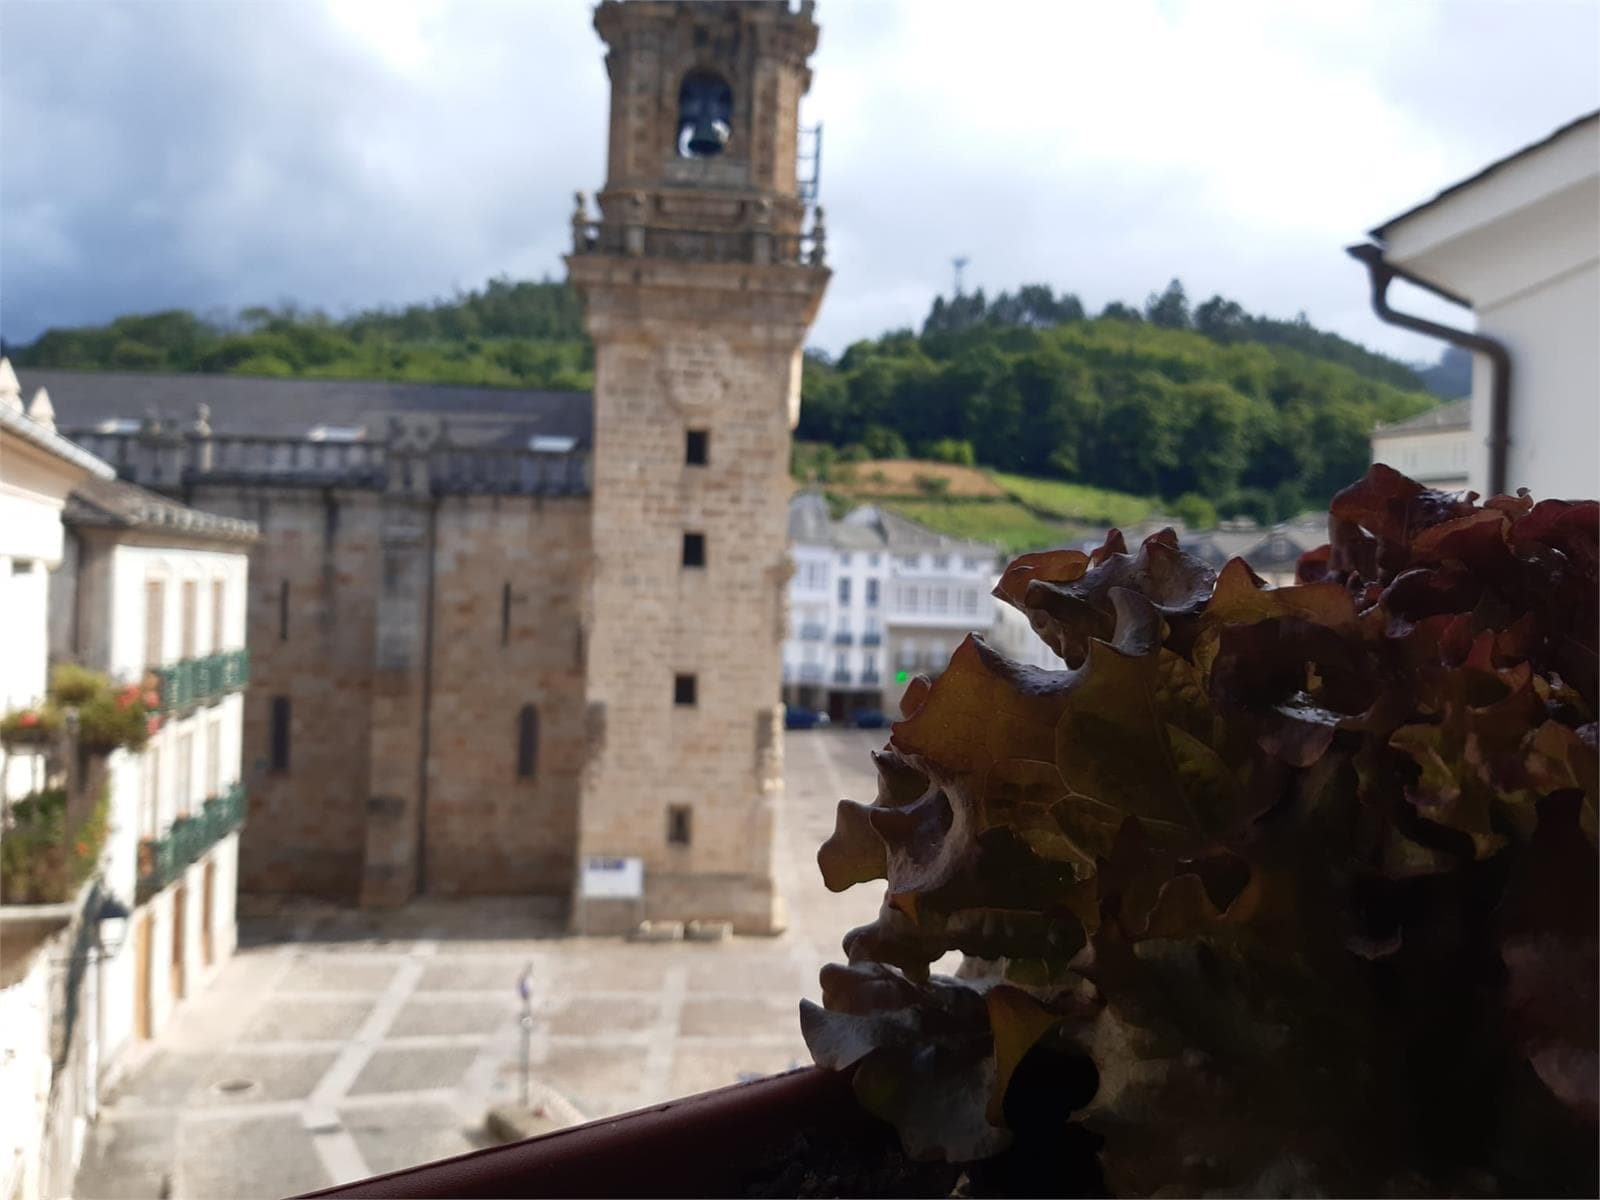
581,855,644,899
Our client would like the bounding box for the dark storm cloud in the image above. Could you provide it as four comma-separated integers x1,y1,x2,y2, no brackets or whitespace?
1,0,604,341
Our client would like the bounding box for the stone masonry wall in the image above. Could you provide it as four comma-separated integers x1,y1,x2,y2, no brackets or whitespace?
189,485,589,903
423,494,589,897
193,488,380,900
574,293,818,934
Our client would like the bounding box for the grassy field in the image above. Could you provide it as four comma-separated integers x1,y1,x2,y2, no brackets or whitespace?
988,471,1154,527
798,456,1154,557
878,500,1092,557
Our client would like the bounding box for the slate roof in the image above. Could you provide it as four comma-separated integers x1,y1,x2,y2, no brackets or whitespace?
65,475,259,543
15,368,594,450
1372,398,1472,436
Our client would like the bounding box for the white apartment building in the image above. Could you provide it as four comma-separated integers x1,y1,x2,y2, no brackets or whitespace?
1356,111,1599,499
784,493,1000,719
1371,399,1472,491
52,473,256,1055
0,359,255,1200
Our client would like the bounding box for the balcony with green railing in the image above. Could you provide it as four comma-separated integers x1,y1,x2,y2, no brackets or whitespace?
154,648,250,713
135,781,246,903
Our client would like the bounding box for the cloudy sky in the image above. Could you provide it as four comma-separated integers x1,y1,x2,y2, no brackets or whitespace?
2,0,1597,365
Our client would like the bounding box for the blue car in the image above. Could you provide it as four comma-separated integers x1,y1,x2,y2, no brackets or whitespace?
784,704,830,730
850,709,888,729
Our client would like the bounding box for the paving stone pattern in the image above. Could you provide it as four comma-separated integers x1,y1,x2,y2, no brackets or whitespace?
73,729,898,1199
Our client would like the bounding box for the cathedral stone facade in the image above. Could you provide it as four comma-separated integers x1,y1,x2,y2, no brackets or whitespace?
29,0,828,933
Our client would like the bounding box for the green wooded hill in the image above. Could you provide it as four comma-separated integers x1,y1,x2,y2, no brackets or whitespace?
9,275,1440,524
9,278,593,391
799,279,1438,525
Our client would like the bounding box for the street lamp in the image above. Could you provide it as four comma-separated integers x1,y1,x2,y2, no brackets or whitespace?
96,894,130,959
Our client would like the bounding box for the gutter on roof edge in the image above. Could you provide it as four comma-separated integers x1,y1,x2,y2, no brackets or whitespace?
1346,243,1511,495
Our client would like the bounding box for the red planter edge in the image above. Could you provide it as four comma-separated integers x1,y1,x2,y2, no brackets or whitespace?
293,1066,859,1199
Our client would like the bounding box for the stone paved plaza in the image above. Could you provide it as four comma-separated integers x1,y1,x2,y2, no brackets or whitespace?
74,728,896,1199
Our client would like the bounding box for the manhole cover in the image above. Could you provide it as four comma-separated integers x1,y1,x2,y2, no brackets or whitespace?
211,1078,260,1097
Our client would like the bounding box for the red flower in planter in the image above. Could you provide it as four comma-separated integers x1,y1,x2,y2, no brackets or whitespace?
146,716,162,736
144,691,160,709
18,712,39,728
116,693,134,709
75,840,88,857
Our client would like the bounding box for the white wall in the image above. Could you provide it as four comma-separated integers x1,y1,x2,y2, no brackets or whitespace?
1475,260,1600,498
1370,426,1473,489
0,947,53,1200
0,440,82,801
107,543,250,679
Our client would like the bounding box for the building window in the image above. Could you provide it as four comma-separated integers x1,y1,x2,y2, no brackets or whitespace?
869,554,880,568
895,554,918,570
838,577,851,605
145,579,166,668
933,554,950,570
686,429,709,466
682,532,706,568
864,652,877,675
932,588,950,614
963,590,980,615
668,805,693,845
517,704,539,779
176,731,194,817
11,558,33,575
836,651,848,673
866,614,880,636
143,745,161,838
270,697,291,771
180,580,198,659
211,579,226,653
279,580,290,642
962,556,983,571
839,552,852,567
903,587,919,612
896,643,915,669
206,718,222,798
674,673,698,706
866,579,879,607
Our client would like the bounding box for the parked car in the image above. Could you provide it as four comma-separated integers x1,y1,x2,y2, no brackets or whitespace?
849,709,888,729
784,705,830,730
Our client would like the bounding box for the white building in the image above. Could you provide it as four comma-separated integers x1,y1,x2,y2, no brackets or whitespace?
1371,399,1472,491
1355,111,1599,499
0,359,255,1200
52,473,256,1058
784,493,1001,719
0,363,117,1200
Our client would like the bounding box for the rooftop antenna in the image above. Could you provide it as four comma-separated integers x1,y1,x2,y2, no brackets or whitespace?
952,256,969,298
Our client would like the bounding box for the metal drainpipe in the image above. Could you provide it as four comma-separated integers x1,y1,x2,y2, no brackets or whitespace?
1347,243,1513,495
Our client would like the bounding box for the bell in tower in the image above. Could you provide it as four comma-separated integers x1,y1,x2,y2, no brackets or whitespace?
567,0,830,937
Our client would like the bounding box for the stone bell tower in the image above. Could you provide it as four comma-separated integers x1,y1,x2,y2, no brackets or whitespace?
567,0,829,934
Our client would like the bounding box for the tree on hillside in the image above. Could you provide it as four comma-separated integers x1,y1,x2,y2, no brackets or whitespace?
1145,278,1191,329
1100,301,1143,322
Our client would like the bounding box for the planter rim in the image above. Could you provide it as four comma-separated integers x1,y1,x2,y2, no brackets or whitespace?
294,1065,859,1199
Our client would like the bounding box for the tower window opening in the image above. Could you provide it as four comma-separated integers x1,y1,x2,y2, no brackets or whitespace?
678,71,733,158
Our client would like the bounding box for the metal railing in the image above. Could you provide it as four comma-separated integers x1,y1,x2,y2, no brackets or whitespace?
832,670,852,685
574,222,823,268
861,672,881,686
799,624,825,642
155,649,249,713
832,631,853,646
136,782,245,903
861,632,882,646
798,664,824,683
